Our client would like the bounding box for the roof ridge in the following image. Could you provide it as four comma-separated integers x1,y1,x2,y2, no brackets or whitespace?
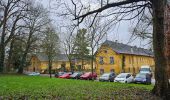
103,40,153,57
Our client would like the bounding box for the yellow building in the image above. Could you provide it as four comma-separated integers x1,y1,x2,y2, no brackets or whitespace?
95,40,154,75
27,53,92,73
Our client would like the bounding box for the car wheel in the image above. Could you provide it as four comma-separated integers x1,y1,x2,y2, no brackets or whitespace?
125,81,127,83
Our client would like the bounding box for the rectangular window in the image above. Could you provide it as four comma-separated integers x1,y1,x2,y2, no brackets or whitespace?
99,57,104,64
110,57,114,64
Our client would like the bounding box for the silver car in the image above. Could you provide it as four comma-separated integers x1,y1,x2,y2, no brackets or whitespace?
99,73,116,82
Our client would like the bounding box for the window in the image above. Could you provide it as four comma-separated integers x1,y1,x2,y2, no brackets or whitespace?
110,57,114,64
99,57,104,64
126,74,131,78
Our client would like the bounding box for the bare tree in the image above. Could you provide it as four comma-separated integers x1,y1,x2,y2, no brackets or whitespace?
129,13,153,49
0,0,27,72
63,26,76,72
84,15,112,79
17,1,50,73
68,0,169,99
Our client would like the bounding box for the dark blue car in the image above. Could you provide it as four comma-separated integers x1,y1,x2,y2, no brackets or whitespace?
134,73,151,84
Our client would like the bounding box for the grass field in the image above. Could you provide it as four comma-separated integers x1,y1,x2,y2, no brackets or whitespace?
0,74,160,100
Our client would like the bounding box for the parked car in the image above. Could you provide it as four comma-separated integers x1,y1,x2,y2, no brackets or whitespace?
80,72,97,80
134,73,151,84
59,73,72,79
99,72,116,82
70,72,83,79
114,73,134,83
28,72,40,76
55,72,66,78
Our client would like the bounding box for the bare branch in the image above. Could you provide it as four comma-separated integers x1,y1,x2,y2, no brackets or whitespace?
74,0,148,20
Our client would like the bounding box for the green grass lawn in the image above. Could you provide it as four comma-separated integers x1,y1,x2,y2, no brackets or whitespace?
0,74,160,100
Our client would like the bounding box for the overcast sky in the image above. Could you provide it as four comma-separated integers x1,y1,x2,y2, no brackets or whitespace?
39,0,151,49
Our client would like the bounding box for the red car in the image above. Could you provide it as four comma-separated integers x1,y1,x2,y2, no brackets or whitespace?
80,72,97,80
59,73,72,79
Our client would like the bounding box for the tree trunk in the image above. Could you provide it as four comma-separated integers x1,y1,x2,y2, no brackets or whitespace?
18,29,34,74
68,56,74,73
81,58,84,70
152,0,170,99
18,40,31,73
70,60,73,72
49,59,52,78
91,48,94,80
18,52,27,74
6,39,14,72
0,5,9,73
0,41,5,73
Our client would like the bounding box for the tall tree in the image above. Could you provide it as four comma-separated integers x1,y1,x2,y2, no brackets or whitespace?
17,1,50,73
63,26,76,73
85,16,112,78
69,0,170,99
74,28,89,70
8,36,25,71
0,0,27,72
42,25,60,78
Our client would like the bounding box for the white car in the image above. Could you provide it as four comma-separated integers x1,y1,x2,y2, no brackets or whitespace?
114,73,134,83
28,72,40,76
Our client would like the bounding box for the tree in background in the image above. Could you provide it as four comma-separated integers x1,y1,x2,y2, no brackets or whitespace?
74,28,89,71
0,0,27,72
84,16,112,78
0,0,51,73
8,37,25,71
17,1,50,73
63,26,76,73
42,25,60,78
69,0,170,99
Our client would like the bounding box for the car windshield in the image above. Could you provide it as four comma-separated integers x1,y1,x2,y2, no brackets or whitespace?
117,74,127,78
140,68,150,71
59,72,64,74
102,73,110,77
63,73,69,75
136,74,146,78
84,72,91,75
72,73,78,76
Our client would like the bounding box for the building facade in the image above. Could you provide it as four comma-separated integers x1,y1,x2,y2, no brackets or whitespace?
95,40,154,75
27,53,93,73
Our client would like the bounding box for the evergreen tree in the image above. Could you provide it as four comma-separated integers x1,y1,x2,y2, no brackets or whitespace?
74,28,89,70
